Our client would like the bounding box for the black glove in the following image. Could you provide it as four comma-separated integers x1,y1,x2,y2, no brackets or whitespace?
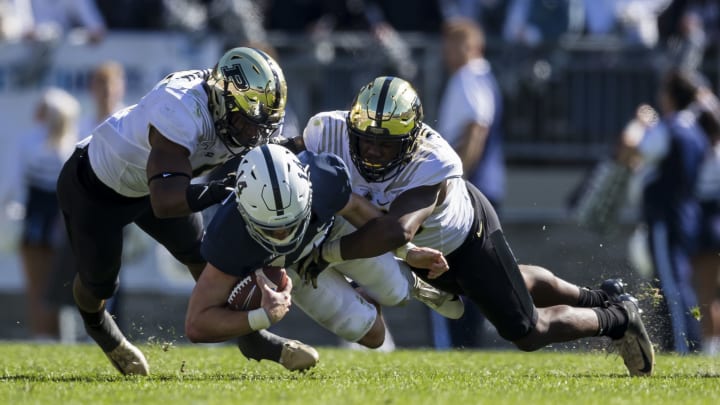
297,243,330,288
186,172,236,212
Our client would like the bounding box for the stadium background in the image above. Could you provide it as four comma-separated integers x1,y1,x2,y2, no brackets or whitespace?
0,24,717,347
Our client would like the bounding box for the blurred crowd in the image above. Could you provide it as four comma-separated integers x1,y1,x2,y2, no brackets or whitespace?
0,1,717,54
1,0,719,357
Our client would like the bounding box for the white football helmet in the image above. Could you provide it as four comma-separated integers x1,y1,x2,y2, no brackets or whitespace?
235,144,312,255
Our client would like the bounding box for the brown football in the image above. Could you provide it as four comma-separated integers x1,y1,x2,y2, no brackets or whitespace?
227,266,288,310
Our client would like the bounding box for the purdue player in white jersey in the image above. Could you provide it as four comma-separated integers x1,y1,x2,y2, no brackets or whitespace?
56,47,304,376
283,76,656,377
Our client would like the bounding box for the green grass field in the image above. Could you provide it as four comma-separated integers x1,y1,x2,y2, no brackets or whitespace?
0,343,718,404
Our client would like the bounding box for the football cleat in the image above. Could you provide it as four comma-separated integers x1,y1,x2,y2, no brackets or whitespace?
105,338,149,376
279,340,319,372
411,273,464,320
613,294,655,377
600,278,626,300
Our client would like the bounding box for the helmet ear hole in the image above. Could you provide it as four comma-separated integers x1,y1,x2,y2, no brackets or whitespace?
347,76,422,182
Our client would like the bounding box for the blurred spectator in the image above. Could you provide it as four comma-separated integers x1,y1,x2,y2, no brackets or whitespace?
659,0,715,71
691,87,720,355
25,0,106,44
432,19,505,348
615,0,672,48
79,61,126,136
15,88,80,341
163,0,268,45
502,0,579,46
94,0,165,31
438,0,509,40
0,0,34,42
616,68,712,354
46,62,129,340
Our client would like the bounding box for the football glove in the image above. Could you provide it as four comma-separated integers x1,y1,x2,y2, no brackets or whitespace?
186,172,236,212
297,244,330,289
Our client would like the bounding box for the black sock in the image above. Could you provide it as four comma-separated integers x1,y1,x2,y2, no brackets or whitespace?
236,329,286,362
78,308,126,352
592,305,628,339
578,287,610,308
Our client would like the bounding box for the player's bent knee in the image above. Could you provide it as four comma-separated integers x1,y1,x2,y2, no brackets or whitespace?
356,317,386,349
511,336,544,352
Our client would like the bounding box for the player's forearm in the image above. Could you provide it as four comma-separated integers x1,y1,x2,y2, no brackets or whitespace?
185,306,255,343
339,216,409,260
339,193,384,228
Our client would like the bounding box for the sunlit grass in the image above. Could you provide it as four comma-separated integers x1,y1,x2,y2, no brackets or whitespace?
0,343,718,404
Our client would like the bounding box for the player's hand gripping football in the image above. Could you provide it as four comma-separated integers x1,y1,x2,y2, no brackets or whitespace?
258,272,293,324
406,247,449,279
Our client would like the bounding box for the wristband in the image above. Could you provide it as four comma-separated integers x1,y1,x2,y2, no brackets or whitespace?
394,242,417,261
247,308,271,330
321,239,343,263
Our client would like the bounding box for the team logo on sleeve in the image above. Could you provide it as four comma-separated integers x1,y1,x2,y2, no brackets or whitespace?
221,64,249,90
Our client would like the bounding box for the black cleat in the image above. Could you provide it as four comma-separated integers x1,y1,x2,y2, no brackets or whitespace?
600,278,626,302
613,294,655,376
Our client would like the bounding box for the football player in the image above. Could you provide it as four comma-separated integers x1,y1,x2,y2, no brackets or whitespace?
185,144,457,369
279,76,656,377
56,47,288,376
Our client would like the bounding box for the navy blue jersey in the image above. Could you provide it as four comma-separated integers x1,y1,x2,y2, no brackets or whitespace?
201,151,352,277
643,112,710,251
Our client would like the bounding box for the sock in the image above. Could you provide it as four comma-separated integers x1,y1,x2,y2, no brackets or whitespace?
78,308,126,352
236,329,286,362
592,305,628,339
578,287,610,308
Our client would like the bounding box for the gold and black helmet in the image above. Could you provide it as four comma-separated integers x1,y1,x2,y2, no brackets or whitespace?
347,76,423,182
207,47,287,149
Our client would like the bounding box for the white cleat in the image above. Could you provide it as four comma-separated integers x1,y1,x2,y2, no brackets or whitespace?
411,274,464,319
105,338,149,376
279,340,319,372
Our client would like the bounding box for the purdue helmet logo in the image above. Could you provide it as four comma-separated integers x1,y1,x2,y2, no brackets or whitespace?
221,64,249,91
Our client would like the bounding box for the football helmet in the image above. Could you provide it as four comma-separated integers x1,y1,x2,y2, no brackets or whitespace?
207,47,287,150
347,76,423,182
235,144,312,255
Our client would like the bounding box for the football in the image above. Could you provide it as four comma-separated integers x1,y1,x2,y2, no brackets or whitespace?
227,266,288,311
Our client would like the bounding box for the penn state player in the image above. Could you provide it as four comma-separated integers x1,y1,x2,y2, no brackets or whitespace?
185,144,451,369
56,47,292,376
285,76,656,376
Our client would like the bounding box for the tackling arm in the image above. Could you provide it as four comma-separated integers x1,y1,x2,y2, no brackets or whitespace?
147,127,235,217
146,127,194,217
337,184,440,259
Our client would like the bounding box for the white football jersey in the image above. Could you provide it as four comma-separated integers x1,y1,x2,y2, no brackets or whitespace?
86,69,246,197
302,111,474,255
